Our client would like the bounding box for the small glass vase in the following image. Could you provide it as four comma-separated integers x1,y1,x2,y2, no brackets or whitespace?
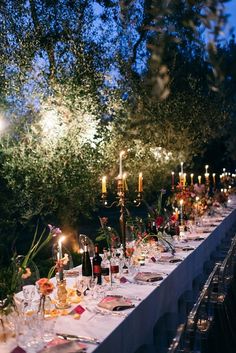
0,302,17,343
38,294,52,316
55,279,71,309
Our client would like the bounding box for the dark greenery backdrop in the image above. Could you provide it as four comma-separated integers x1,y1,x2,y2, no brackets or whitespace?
0,0,235,268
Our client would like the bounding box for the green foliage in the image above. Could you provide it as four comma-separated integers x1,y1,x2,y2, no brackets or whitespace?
0,225,53,314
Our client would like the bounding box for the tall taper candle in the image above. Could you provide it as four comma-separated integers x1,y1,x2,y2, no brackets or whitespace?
138,172,143,192
212,173,216,186
119,151,125,177
180,199,184,226
102,176,107,193
198,175,201,185
190,173,194,185
171,172,175,189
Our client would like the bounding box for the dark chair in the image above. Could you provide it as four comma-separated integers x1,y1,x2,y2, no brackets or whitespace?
168,264,220,353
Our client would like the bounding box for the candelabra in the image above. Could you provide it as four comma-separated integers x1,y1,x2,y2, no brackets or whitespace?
101,154,143,257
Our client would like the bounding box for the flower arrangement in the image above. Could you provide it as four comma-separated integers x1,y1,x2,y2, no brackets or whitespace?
36,277,54,314
95,217,120,249
0,224,54,317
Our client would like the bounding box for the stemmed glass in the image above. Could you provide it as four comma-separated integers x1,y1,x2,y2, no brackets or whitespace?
22,285,36,313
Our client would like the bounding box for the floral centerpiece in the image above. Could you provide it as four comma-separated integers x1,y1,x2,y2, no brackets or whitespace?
95,217,121,249
0,225,54,341
36,277,54,314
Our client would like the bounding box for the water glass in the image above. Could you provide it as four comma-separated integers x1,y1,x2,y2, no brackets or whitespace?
15,312,44,353
43,315,56,342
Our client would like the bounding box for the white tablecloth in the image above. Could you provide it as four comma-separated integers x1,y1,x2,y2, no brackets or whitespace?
1,204,236,353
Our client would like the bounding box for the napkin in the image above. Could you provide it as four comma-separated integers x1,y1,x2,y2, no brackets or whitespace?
98,295,134,311
39,339,86,353
11,348,26,353
134,272,163,282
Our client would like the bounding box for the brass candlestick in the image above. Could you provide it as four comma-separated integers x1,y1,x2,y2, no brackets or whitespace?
101,175,143,258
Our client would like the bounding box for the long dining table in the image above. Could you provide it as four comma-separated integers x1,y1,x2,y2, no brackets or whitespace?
1,200,236,353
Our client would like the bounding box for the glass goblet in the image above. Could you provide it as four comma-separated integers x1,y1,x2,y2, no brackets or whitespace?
22,285,36,311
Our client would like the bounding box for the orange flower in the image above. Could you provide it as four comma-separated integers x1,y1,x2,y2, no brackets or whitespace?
36,278,54,295
19,267,32,279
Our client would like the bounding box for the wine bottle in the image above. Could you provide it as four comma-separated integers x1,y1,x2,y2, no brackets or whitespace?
82,243,92,277
93,244,102,285
101,249,110,284
110,250,120,283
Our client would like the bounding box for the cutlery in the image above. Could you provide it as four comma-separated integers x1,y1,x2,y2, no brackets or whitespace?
56,333,100,345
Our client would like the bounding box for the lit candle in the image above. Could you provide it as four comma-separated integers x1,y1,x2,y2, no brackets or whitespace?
138,172,143,193
180,199,184,225
180,162,183,175
171,172,175,189
204,173,209,184
119,151,125,177
123,172,128,191
212,173,216,186
190,173,194,185
198,175,201,185
205,165,209,174
179,172,181,183
58,236,65,260
183,173,186,187
102,176,107,193
195,196,199,215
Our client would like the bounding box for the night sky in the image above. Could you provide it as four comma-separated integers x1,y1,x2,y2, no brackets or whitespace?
226,1,236,33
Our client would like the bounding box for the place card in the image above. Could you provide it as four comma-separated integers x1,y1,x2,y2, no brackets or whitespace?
69,304,85,315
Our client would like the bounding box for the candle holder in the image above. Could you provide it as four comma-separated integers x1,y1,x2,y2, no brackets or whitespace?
101,177,143,258
55,278,71,309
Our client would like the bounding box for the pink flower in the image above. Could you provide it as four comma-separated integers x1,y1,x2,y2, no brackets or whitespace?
48,224,62,237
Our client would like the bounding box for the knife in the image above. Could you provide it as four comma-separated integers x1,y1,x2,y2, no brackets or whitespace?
56,333,101,345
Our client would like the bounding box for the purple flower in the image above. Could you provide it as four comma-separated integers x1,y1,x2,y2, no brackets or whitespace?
48,224,62,237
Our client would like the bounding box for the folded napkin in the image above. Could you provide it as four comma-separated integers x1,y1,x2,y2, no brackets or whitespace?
39,338,86,353
11,348,26,353
98,295,134,311
169,258,182,263
134,272,163,282
158,253,174,262
181,246,195,251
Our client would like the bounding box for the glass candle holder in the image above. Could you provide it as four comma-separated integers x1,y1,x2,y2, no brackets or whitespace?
55,279,71,309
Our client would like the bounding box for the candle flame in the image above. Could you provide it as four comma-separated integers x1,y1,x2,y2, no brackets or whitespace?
58,236,65,246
